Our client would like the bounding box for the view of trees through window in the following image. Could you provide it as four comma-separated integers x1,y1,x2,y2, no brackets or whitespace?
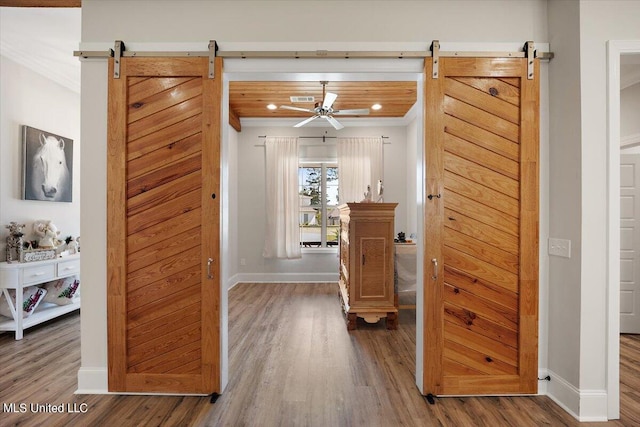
299,164,339,248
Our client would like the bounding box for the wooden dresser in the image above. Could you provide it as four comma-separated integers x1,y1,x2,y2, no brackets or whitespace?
338,202,398,330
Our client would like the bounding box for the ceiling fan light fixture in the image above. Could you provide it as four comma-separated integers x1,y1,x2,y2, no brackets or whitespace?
266,103,277,110
371,103,382,110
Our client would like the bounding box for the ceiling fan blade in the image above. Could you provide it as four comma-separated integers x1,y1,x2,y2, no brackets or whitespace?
293,115,320,128
280,105,315,113
323,92,338,109
325,115,344,130
333,108,370,115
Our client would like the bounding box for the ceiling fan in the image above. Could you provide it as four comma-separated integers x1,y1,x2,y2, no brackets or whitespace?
279,81,370,130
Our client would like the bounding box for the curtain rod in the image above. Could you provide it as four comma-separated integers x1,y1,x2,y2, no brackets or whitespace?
258,135,389,139
255,135,391,147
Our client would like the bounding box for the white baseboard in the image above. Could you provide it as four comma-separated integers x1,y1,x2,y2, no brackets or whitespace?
234,272,338,284
76,367,108,394
545,369,608,422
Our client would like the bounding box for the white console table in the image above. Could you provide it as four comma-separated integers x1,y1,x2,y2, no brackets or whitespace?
0,254,80,340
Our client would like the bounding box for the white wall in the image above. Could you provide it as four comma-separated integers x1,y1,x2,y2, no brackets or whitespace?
234,125,408,283
79,0,551,396
546,0,583,410
0,56,80,261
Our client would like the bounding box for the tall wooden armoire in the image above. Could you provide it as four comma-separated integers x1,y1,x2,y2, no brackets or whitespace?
338,202,398,330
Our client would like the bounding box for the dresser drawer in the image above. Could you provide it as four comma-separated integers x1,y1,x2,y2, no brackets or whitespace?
23,264,56,285
57,259,80,277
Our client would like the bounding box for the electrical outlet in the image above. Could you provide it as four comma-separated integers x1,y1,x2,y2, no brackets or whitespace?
240,258,246,266
548,238,571,258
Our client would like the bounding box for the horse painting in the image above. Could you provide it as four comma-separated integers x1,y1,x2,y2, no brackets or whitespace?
23,126,73,202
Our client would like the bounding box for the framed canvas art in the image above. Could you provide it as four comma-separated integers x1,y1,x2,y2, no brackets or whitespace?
22,125,73,203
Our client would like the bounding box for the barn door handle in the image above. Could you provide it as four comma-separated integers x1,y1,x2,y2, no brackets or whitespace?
207,258,214,279
431,258,438,280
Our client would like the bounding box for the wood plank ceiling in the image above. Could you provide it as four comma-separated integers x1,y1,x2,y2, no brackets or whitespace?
229,81,417,131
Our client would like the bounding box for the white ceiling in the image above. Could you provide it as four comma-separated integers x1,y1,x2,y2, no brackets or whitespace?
0,7,81,93
1,7,638,95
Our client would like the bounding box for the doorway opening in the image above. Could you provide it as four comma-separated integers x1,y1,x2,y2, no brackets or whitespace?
221,62,425,393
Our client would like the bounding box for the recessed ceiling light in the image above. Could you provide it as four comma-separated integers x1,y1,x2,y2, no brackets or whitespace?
371,103,382,110
267,104,277,110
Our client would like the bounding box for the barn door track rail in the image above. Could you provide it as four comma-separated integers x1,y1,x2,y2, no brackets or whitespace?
74,40,553,80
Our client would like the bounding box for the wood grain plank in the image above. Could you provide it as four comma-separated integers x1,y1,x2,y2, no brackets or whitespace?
444,338,517,376
444,302,518,349
444,172,519,218
127,226,201,272
127,114,202,162
127,153,201,199
445,322,518,368
127,280,201,328
128,77,195,106
127,305,201,349
129,340,202,374
445,77,519,124
444,266,518,313
128,133,201,181
423,57,445,395
129,78,203,123
127,171,202,217
518,59,540,393
106,57,129,392
445,191,519,237
443,358,485,376
444,246,518,294
499,77,521,88
127,321,201,367
445,153,519,199
127,95,203,142
444,227,519,274
127,267,201,312
444,96,519,143
127,189,201,235
452,77,520,106
441,57,523,78
444,284,518,331
445,208,519,255
445,115,519,161
127,246,200,292
445,133,519,180
128,207,202,255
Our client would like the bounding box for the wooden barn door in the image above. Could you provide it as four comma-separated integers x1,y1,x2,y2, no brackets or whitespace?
107,56,221,393
424,57,539,395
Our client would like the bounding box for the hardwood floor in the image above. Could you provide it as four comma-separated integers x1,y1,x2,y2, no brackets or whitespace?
0,282,638,426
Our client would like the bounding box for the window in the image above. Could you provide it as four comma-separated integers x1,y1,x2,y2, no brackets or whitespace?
299,163,339,249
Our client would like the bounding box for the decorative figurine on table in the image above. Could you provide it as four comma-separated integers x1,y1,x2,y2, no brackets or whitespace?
395,232,407,243
362,185,373,203
5,222,26,263
376,179,384,203
33,220,60,249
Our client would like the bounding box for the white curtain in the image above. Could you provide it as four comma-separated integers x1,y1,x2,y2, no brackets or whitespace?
263,136,301,259
337,137,384,203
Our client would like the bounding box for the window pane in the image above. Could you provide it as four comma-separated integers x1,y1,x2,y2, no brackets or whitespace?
326,167,339,206
299,167,322,207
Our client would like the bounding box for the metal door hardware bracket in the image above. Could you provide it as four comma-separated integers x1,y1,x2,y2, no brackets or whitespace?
430,40,440,79
208,40,218,79
427,193,441,200
525,40,535,80
113,40,124,79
